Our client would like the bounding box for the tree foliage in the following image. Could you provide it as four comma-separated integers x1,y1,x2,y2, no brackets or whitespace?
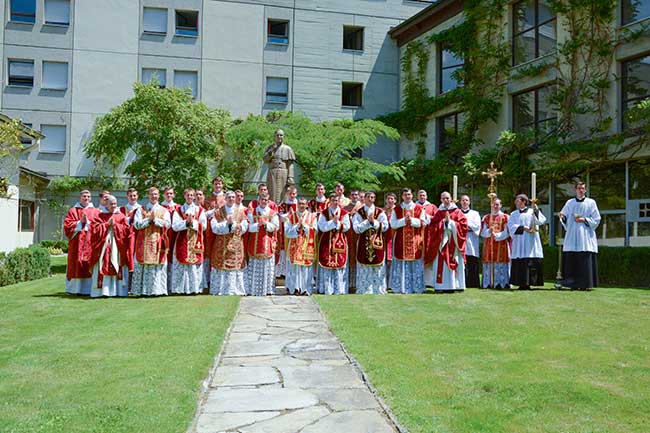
220,111,402,193
84,81,232,192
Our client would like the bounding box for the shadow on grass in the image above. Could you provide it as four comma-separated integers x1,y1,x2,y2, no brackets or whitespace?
32,292,96,300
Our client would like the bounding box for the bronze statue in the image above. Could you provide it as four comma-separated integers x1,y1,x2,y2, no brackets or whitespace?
263,129,296,203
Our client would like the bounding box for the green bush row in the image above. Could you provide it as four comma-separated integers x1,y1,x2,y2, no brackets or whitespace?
543,246,650,288
37,240,69,253
0,246,51,287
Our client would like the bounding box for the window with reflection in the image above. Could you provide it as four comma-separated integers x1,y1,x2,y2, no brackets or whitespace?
629,158,650,246
513,84,557,139
437,112,467,154
622,0,650,25
512,0,556,65
439,45,464,94
10,0,36,23
621,54,650,130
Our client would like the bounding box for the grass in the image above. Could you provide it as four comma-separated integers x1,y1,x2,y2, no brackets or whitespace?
316,287,650,433
0,259,239,433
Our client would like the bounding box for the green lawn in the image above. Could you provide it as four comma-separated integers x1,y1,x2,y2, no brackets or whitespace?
0,263,239,433
316,288,650,433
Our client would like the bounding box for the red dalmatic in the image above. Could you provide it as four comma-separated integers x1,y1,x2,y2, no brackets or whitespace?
175,207,205,265
308,198,329,215
392,205,425,261
89,212,129,288
428,207,468,284
481,212,510,263
64,206,98,281
247,209,278,259
318,208,349,269
421,203,439,265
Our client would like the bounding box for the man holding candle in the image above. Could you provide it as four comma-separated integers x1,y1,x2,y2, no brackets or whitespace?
559,181,601,290
508,194,546,290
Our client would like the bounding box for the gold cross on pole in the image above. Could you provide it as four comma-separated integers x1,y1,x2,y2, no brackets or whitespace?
482,161,503,196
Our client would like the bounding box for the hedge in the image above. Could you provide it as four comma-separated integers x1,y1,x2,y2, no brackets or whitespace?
543,246,650,288
37,240,69,253
0,246,51,287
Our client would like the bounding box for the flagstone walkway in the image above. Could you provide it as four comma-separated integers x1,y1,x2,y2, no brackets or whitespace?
189,296,400,433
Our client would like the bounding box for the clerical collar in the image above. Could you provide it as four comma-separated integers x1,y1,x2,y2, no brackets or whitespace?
213,191,223,196
461,208,470,214
161,200,176,207
364,204,375,212
519,207,528,213
439,203,457,211
575,196,586,202
401,201,414,209
285,199,297,204
315,196,326,202
146,201,159,209
417,200,430,206
75,202,94,209
126,202,141,211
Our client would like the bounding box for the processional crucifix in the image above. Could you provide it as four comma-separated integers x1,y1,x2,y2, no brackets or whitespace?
482,161,503,288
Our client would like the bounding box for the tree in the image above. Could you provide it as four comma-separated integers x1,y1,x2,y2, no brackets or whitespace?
84,81,232,192
0,118,27,198
220,111,403,193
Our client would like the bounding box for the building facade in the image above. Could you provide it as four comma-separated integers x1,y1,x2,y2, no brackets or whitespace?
389,0,650,247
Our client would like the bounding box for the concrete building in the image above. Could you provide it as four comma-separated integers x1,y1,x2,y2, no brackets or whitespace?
388,0,650,247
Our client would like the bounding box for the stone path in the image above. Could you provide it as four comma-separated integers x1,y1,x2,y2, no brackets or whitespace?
189,296,400,433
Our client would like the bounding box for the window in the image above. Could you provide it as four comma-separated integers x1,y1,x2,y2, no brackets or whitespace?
343,26,364,51
512,0,556,65
10,0,36,23
40,125,66,153
8,60,34,87
266,77,289,103
622,54,650,130
342,82,363,107
44,0,70,25
18,199,35,232
267,19,289,44
142,68,166,88
174,70,198,98
20,123,33,146
437,112,467,154
42,61,68,90
622,0,650,25
175,10,198,36
513,85,557,138
439,46,464,94
143,7,167,34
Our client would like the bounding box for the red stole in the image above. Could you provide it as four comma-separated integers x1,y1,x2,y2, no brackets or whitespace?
64,206,98,280
247,208,277,259
287,211,317,266
318,208,348,269
89,212,128,288
421,203,439,265
119,205,139,272
211,206,247,271
356,207,385,266
429,207,468,283
393,204,425,261
175,206,205,265
135,207,169,265
481,212,510,263
308,198,329,215
383,207,394,261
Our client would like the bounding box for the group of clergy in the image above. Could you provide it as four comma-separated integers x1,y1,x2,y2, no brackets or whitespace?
63,178,600,298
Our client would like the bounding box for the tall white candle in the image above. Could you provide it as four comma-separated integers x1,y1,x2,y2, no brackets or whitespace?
452,175,458,201
531,172,537,200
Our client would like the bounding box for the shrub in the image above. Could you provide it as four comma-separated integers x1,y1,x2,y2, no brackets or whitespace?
543,246,650,288
0,246,51,287
38,240,68,253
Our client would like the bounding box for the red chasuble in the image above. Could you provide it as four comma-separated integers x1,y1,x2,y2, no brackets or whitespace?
318,208,348,269
161,203,180,266
308,198,329,215
421,203,439,265
119,205,139,272
428,207,468,284
211,206,247,271
481,212,510,263
175,207,205,265
383,207,395,261
356,207,386,266
287,211,317,266
204,193,225,263
392,205,425,261
135,207,169,265
247,208,278,259
89,212,129,288
64,206,98,281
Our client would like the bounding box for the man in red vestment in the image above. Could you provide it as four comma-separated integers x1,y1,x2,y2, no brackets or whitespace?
344,189,363,290
317,194,351,294
308,183,329,215
417,189,438,287
89,195,129,297
276,186,298,278
383,192,397,289
64,190,99,295
119,187,141,292
480,197,511,289
428,191,468,292
247,194,280,296
248,183,278,212
161,186,179,290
